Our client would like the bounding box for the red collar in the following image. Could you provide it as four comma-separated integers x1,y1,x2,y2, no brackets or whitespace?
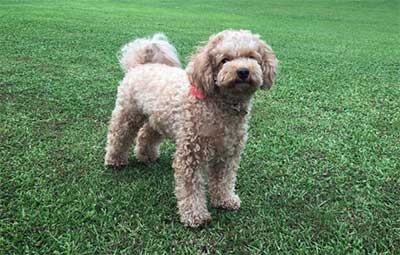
190,85,206,99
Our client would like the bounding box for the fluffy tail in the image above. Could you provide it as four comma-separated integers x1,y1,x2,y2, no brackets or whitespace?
119,33,181,72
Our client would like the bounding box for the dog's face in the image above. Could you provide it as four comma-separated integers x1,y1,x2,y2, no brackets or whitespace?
187,30,278,99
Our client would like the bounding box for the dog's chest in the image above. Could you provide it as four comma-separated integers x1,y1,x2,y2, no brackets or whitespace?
198,114,247,158
220,127,243,156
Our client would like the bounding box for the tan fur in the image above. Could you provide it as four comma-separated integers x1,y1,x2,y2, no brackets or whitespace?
105,30,278,227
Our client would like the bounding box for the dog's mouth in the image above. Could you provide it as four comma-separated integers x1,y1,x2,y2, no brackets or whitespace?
216,70,262,97
223,79,259,94
229,81,250,92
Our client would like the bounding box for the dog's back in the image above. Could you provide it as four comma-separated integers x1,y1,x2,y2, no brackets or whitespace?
117,33,188,119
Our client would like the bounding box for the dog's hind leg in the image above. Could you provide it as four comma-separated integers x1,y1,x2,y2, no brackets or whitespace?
104,101,145,168
135,122,164,162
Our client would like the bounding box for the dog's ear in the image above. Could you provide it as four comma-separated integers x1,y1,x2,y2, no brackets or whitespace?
259,40,278,90
187,34,224,95
187,49,214,95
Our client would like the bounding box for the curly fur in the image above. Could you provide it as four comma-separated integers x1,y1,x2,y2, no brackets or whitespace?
105,30,278,227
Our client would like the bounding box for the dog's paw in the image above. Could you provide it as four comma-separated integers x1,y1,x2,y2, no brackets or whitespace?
211,194,241,210
104,153,128,169
136,151,159,163
135,145,160,163
180,210,212,228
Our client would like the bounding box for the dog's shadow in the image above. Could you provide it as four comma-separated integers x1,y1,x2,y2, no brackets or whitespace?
104,155,174,183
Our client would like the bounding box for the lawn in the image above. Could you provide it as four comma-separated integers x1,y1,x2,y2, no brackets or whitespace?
1,0,399,253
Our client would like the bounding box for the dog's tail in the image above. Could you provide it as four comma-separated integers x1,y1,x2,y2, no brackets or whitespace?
119,33,181,72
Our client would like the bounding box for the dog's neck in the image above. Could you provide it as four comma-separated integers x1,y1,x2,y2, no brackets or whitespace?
211,92,252,116
189,82,252,116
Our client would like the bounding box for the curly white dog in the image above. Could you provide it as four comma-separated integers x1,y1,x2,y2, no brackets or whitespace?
105,30,278,227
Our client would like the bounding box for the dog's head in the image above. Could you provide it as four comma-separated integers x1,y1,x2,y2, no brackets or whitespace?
187,30,278,99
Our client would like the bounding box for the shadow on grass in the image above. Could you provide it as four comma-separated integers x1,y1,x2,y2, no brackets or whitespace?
103,154,174,183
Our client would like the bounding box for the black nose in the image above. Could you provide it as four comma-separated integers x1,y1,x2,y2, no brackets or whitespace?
236,68,249,80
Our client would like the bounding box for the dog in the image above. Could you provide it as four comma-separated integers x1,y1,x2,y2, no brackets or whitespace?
104,30,278,227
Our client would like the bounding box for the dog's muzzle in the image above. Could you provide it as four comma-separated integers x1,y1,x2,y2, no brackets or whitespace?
236,68,249,80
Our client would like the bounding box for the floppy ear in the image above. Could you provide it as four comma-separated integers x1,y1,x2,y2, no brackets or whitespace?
259,41,278,89
187,48,214,95
187,33,224,95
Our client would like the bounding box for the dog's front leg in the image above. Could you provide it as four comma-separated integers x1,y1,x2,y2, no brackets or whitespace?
209,133,247,210
208,155,242,210
173,141,211,227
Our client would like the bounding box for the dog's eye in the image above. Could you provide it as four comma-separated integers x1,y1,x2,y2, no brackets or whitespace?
221,58,230,64
249,56,261,64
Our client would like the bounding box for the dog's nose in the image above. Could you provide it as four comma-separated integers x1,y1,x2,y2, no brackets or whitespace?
236,68,249,80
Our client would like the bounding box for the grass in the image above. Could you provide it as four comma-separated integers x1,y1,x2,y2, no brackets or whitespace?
0,0,399,253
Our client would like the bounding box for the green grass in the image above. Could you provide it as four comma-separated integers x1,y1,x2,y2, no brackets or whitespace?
1,0,399,253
